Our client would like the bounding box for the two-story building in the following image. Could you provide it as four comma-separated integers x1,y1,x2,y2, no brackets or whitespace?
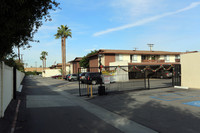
88,49,182,67
69,57,82,74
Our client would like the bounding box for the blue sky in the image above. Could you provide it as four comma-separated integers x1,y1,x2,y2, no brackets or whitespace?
19,0,200,67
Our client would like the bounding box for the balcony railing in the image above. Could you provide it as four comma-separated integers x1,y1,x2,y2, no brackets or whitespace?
142,60,165,63
175,59,180,62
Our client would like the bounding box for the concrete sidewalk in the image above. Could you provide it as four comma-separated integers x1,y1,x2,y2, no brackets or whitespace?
14,76,157,133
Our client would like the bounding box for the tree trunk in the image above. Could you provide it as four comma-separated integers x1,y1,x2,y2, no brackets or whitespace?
63,37,66,77
18,47,20,63
42,60,44,72
61,38,64,79
44,58,46,69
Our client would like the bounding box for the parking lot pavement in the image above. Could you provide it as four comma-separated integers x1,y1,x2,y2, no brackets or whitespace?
88,87,200,133
14,76,158,133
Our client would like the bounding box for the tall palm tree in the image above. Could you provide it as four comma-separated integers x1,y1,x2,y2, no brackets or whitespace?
40,56,45,70
40,51,48,69
55,25,72,79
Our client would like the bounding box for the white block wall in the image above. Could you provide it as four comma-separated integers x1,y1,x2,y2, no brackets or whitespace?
0,62,25,118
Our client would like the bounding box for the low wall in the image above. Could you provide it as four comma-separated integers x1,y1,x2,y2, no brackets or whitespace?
0,62,25,118
17,69,25,92
42,69,61,77
181,52,200,89
109,61,129,82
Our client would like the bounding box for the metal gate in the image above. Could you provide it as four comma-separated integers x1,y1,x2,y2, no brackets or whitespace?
78,65,177,96
173,64,181,86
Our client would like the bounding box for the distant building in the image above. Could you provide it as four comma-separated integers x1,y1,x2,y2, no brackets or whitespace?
69,57,82,74
24,67,44,72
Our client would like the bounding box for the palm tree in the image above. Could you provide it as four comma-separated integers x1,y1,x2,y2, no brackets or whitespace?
40,56,44,70
55,25,72,79
41,51,48,68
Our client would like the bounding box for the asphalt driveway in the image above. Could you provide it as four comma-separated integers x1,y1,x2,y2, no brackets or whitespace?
87,87,200,133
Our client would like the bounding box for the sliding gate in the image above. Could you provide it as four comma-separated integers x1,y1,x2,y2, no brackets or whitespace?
78,65,180,96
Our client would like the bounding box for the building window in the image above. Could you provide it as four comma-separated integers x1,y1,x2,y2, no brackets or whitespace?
164,55,170,61
141,55,146,60
132,55,137,61
116,54,123,61
175,55,180,59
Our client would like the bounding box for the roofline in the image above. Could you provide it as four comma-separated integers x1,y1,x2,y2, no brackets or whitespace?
87,49,186,58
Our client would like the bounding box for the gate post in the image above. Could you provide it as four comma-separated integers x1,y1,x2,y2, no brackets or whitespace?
148,76,150,90
144,70,146,89
172,67,174,86
78,68,81,96
0,62,4,118
13,66,17,99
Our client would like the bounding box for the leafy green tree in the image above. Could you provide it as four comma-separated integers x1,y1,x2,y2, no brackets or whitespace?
3,54,24,72
0,0,60,59
79,50,98,68
55,25,72,79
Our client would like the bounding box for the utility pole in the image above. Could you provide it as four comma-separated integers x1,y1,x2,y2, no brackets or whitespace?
21,54,24,63
18,47,20,62
147,44,154,51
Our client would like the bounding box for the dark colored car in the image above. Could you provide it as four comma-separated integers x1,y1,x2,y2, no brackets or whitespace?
85,72,102,85
68,74,78,81
79,72,87,83
51,75,62,79
64,74,70,80
149,70,172,79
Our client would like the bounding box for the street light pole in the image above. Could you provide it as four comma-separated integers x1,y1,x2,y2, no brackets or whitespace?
98,54,102,86
98,54,105,95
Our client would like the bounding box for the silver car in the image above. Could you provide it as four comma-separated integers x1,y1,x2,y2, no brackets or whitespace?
68,74,78,81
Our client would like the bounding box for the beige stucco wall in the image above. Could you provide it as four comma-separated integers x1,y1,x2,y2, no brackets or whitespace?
170,55,176,62
109,61,129,81
109,61,128,66
131,55,141,63
42,69,61,77
66,66,70,74
101,54,105,66
122,54,130,62
160,55,165,60
70,64,73,74
181,52,200,89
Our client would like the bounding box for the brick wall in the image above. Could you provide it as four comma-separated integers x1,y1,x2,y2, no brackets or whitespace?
89,56,98,68
105,54,115,66
73,62,80,74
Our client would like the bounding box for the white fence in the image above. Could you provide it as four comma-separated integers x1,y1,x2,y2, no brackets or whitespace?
0,62,25,118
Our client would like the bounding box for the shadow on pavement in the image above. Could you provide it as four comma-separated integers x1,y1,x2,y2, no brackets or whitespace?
88,91,200,133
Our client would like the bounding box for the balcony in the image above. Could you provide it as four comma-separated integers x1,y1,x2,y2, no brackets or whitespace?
175,59,180,62
142,60,165,63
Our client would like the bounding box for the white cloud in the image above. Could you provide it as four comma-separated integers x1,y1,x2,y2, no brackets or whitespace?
93,2,200,37
110,0,162,19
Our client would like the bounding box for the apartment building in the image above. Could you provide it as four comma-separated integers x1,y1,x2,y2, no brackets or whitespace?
88,49,183,67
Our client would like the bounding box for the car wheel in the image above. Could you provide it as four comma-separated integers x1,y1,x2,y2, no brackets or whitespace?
92,80,97,85
71,78,74,81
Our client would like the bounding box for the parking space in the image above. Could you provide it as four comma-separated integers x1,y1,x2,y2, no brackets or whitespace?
44,76,200,132
88,88,200,133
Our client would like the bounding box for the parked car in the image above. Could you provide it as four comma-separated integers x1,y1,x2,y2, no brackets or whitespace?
85,72,102,85
79,72,87,83
149,70,172,79
51,74,62,79
68,74,78,81
64,74,70,80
